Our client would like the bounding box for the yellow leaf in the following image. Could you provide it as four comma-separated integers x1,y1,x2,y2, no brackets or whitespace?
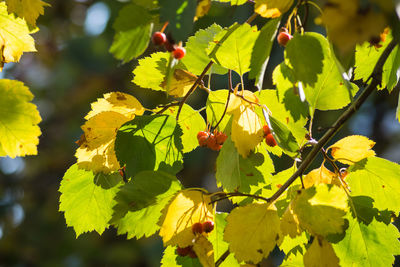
0,2,36,68
196,0,211,18
6,0,50,27
319,0,387,53
161,69,197,97
0,79,41,158
254,0,294,18
159,190,214,247
303,164,337,188
224,203,282,264
292,184,348,237
281,203,301,238
85,92,145,120
303,237,339,267
329,135,375,164
75,111,129,173
228,91,264,158
193,235,215,267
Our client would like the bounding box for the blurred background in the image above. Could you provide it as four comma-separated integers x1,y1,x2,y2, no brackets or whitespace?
0,0,399,266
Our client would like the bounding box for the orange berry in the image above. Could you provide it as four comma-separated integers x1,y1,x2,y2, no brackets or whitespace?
173,46,186,60
202,221,214,233
215,132,228,145
152,32,167,45
263,125,271,136
176,246,192,257
192,222,203,234
197,131,209,147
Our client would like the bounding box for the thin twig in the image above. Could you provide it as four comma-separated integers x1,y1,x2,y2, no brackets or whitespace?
176,61,214,120
265,39,397,204
156,101,180,114
213,70,233,130
215,249,230,267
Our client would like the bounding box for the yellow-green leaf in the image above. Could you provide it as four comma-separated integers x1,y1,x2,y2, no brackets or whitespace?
0,79,41,158
303,164,337,189
254,0,293,18
224,203,282,263
5,0,50,27
329,135,375,164
193,235,215,267
0,2,36,68
158,190,214,247
303,237,339,267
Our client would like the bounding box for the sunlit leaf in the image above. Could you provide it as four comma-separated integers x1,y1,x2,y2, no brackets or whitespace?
347,157,400,213
115,115,183,177
59,164,123,237
0,2,36,68
303,164,337,189
254,0,293,18
75,111,128,173
159,189,214,247
216,136,274,192
292,184,348,237
206,90,233,132
85,92,145,120
0,79,41,158
224,203,282,263
329,135,375,164
109,3,153,62
196,0,211,18
110,171,182,239
5,0,49,27
303,237,339,267
182,24,226,75
192,235,214,267
207,23,259,76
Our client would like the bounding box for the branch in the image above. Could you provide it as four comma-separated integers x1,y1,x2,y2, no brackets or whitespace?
176,61,214,120
266,39,397,203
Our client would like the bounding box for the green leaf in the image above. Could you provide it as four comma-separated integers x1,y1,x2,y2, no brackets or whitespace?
115,115,183,177
207,23,259,76
159,0,196,41
206,89,233,132
109,3,153,63
208,213,240,266
212,0,247,5
216,136,274,192
257,89,307,146
285,33,358,112
181,24,227,75
347,157,400,214
132,52,170,91
332,196,400,266
110,171,182,239
161,245,202,267
268,115,299,154
397,92,400,123
59,164,123,237
280,232,308,265
249,18,280,88
0,79,41,158
354,33,400,92
292,184,349,238
162,104,206,153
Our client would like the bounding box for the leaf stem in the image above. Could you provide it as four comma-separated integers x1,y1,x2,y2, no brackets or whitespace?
265,39,397,204
213,70,233,130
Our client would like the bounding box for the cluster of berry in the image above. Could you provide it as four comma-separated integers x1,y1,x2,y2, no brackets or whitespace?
277,27,293,47
263,125,277,147
152,31,186,60
175,221,214,258
197,130,228,151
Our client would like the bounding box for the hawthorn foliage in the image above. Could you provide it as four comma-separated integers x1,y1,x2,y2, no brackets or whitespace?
1,0,400,266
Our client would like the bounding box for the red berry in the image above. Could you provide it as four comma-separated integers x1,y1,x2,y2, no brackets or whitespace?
202,221,214,233
173,46,186,60
215,132,228,145
165,40,176,52
277,32,293,47
176,246,192,257
263,125,271,136
265,133,277,147
192,222,203,234
197,131,209,147
152,31,167,46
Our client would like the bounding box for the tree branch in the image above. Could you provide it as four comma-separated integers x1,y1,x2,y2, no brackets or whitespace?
266,39,397,203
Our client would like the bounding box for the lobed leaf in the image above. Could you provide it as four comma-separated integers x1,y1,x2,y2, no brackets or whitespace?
303,237,339,267
329,135,375,164
5,0,49,28
254,0,294,18
59,164,123,237
0,79,41,158
110,171,182,239
115,115,184,177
